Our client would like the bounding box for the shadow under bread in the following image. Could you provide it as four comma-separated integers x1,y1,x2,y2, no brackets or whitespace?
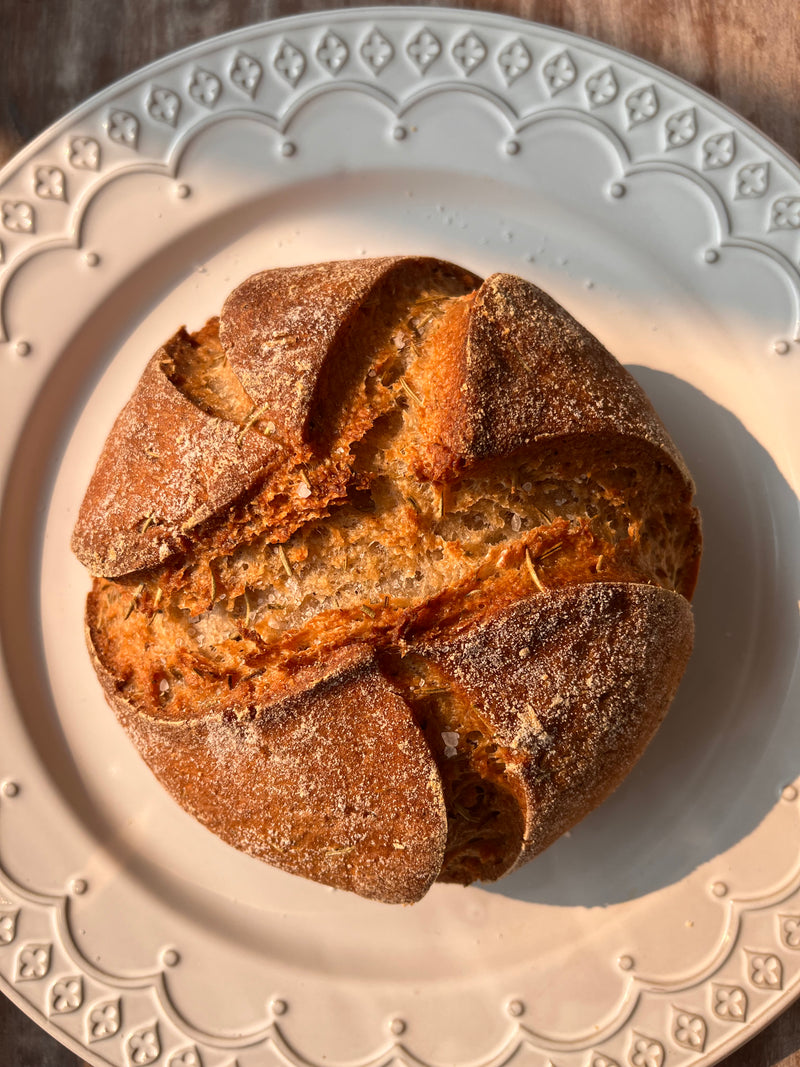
487,368,800,906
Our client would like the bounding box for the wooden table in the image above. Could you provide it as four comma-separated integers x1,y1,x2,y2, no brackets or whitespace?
0,1,798,1065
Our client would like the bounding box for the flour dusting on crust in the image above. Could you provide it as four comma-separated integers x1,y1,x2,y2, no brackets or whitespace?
75,257,701,903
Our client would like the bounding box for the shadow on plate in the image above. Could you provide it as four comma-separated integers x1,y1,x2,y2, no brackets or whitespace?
486,368,800,905
2,327,798,913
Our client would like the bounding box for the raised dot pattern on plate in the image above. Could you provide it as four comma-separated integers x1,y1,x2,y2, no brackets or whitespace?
1,10,800,1067
0,9,797,349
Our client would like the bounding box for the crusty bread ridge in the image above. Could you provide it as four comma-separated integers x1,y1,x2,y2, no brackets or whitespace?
74,256,701,904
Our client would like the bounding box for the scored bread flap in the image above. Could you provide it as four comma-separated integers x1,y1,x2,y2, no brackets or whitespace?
408,273,695,489
219,255,480,450
415,582,694,877
72,259,699,587
73,257,480,580
71,329,282,578
85,620,448,905
71,257,702,901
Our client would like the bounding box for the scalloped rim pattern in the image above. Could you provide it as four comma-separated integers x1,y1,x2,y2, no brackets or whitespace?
0,9,799,350
2,9,800,1067
2,782,800,1067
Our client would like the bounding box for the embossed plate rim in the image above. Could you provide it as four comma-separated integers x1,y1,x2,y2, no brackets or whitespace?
1,7,800,1067
1,5,799,180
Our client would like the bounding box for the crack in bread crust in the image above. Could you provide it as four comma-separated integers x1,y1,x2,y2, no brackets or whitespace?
75,258,701,903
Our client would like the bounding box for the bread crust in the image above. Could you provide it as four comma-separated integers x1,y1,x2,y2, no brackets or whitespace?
87,620,448,905
219,256,481,449
415,582,694,874
71,329,281,577
409,273,693,485
73,257,701,902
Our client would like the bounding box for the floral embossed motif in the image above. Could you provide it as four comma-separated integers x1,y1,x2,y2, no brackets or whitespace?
712,984,748,1021
49,975,84,1014
628,1033,664,1067
15,942,51,981
316,31,349,75
0,909,18,944
360,28,393,74
626,85,659,128
68,136,100,170
106,110,139,149
452,32,487,75
665,107,697,148
672,1008,707,1051
406,28,441,73
733,162,772,200
148,87,181,127
2,201,35,233
780,914,800,948
127,1023,161,1065
168,1047,203,1066
771,197,800,230
589,1053,619,1067
87,998,122,1041
543,50,577,94
703,132,736,168
189,69,221,108
736,162,769,198
229,53,262,98
585,67,618,107
274,40,307,87
497,38,532,84
747,950,783,988
34,165,66,200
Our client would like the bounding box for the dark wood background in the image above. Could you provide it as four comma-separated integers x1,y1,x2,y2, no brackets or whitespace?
1,2,798,1065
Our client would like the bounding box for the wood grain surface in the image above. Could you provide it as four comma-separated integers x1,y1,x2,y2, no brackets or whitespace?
0,2,798,1066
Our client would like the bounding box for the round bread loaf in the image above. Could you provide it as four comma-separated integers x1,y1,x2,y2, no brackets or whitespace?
73,257,701,904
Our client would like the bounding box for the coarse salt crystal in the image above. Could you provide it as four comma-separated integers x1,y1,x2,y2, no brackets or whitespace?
442,731,459,748
159,678,170,693
444,746,458,759
511,514,522,532
297,482,312,499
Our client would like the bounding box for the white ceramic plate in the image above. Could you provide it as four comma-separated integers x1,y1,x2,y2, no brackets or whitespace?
1,9,800,1067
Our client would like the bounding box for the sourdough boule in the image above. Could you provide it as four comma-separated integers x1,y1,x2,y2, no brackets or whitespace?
73,257,701,903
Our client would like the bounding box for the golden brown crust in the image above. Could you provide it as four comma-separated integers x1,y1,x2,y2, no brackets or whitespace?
87,624,447,905
219,256,481,450
73,257,481,579
73,257,701,902
408,273,694,488
71,330,281,577
415,583,694,870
